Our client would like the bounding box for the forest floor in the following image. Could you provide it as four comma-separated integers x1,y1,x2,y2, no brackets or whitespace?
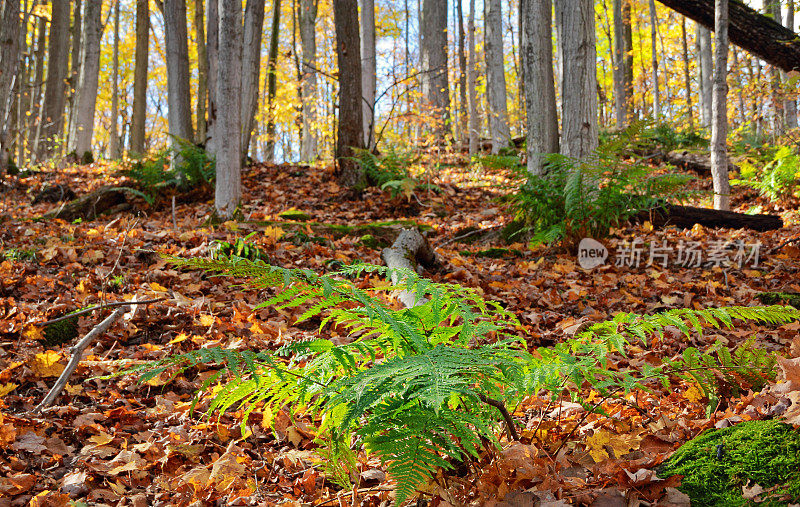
1,154,799,506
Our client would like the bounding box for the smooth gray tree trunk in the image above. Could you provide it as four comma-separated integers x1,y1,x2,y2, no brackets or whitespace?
521,0,559,174
648,0,660,119
785,0,798,128
767,0,784,134
467,0,479,155
711,0,730,210
194,0,208,145
40,0,70,158
205,0,218,154
69,0,104,159
0,0,20,172
696,23,713,129
215,0,243,219
28,16,46,160
240,0,265,161
360,0,376,148
109,0,121,158
299,0,318,161
612,0,630,127
163,0,194,145
456,0,468,144
65,0,82,150
681,17,694,130
130,0,149,154
420,0,450,138
485,0,510,153
264,0,281,162
556,0,598,160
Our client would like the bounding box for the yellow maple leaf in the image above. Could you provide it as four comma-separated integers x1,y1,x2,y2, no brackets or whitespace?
0,383,18,397
199,314,215,327
168,333,189,345
586,429,611,462
149,282,169,292
22,325,44,342
684,384,706,404
30,351,65,378
262,226,284,245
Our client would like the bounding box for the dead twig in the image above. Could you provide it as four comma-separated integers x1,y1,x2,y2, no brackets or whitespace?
38,298,164,327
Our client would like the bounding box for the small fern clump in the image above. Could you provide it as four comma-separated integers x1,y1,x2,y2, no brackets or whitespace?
732,145,800,202
116,258,800,504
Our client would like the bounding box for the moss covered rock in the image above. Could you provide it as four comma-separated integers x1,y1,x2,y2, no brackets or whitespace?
278,209,312,221
659,419,800,506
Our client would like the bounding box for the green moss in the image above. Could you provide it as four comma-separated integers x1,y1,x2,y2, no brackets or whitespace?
757,292,800,309
43,309,83,346
358,234,381,249
248,219,431,239
459,248,523,259
659,420,800,506
278,209,312,221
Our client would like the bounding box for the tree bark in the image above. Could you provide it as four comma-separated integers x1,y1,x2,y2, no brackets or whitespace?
40,0,70,158
521,0,559,175
658,0,800,72
205,0,218,154
467,0,479,155
420,0,450,138
65,0,82,151
130,0,149,155
381,229,437,308
28,15,46,161
456,0,467,145
612,0,633,127
333,0,365,188
360,0,376,149
681,16,694,130
215,0,243,219
109,0,121,159
485,0,510,153
637,204,782,231
163,0,194,145
711,0,730,211
265,0,281,162
240,0,266,161
785,0,798,128
0,0,20,173
194,0,208,145
556,0,598,160
299,0,318,161
69,0,104,160
648,0,660,119
766,0,784,135
696,24,712,129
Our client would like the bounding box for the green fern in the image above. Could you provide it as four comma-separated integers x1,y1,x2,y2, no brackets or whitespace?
113,257,800,504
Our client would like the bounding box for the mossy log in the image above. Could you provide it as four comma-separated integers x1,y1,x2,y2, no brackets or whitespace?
636,204,783,232
41,186,129,221
249,219,433,246
757,292,800,308
381,228,437,308
663,149,739,176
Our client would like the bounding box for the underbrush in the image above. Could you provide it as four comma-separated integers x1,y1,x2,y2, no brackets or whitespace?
733,145,800,203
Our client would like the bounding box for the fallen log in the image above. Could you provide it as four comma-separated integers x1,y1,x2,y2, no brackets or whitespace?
380,228,437,308
636,204,783,232
663,149,739,176
248,219,433,247
41,186,129,221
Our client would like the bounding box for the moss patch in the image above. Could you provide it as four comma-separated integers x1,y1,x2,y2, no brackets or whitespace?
659,419,800,506
757,292,800,308
278,209,312,221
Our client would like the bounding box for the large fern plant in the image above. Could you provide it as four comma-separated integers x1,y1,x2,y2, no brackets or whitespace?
118,258,800,504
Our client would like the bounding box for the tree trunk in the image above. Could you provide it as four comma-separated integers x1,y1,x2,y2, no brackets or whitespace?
485,0,510,153
381,229,437,308
521,0,559,175
299,0,318,161
65,0,82,151
467,0,479,155
109,0,121,159
215,0,243,219
333,0,365,188
766,0,784,135
637,204,782,231
456,0,468,145
265,0,281,162
130,0,149,155
69,0,104,160
194,0,208,145
360,0,376,149
40,0,70,158
420,0,450,138
205,0,218,154
556,0,598,160
240,0,266,161
681,16,694,130
0,0,20,173
785,0,798,128
648,0,660,119
612,0,633,127
711,0,730,211
696,24,712,129
658,0,800,72
163,0,194,145
28,15,46,161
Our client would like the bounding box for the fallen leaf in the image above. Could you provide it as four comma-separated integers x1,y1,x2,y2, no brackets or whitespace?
30,350,66,377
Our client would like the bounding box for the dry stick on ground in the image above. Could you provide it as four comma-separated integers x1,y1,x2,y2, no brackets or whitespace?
33,300,143,412
381,228,519,440
37,298,164,326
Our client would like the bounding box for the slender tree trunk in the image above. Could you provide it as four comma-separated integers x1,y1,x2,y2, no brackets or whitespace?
697,23,713,129
612,0,633,127
360,0,376,148
681,16,694,130
420,0,451,139
130,0,149,154
648,0,660,119
556,0,598,159
28,15,46,160
711,0,730,210
456,0,468,144
194,0,208,145
333,0,365,188
467,0,478,155
163,0,194,145
109,0,121,159
40,0,70,158
485,0,510,152
65,0,82,150
205,0,218,154
0,0,20,172
766,0,784,135
69,0,104,160
240,0,266,161
215,0,243,219
785,0,798,128
299,0,318,161
265,0,281,162
521,0,559,174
